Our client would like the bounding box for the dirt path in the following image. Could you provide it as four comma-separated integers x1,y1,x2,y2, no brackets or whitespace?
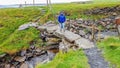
84,44,109,68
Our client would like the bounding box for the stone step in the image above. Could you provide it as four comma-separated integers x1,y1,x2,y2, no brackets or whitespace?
75,38,95,49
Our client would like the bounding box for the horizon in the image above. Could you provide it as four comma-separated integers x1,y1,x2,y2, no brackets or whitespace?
0,0,91,5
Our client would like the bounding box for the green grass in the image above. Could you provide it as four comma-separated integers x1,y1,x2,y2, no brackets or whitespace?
0,7,43,54
42,0,120,20
36,50,90,68
0,27,40,54
97,37,120,68
0,8,41,44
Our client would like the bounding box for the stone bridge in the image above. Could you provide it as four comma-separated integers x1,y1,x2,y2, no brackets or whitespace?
37,23,95,51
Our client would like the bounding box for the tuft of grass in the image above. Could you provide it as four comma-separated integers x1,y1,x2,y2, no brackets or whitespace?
97,37,120,68
36,50,90,68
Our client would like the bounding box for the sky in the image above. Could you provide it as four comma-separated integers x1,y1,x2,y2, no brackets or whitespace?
0,0,90,5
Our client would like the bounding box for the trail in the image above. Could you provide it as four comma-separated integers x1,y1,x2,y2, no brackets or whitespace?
84,43,109,68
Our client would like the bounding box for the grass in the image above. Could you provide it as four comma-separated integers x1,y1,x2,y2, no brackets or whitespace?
97,37,120,68
0,27,40,54
0,7,43,54
36,50,90,68
41,0,120,21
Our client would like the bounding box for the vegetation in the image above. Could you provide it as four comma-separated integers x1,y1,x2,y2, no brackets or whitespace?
97,37,120,68
40,0,120,22
0,7,42,54
37,50,90,68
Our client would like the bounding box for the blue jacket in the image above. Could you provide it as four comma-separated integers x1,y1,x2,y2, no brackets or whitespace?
58,14,66,23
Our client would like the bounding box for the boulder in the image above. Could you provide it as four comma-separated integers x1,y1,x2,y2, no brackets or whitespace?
75,38,94,49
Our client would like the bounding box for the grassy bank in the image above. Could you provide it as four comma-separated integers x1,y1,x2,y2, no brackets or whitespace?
0,7,42,54
97,37,120,68
37,50,90,68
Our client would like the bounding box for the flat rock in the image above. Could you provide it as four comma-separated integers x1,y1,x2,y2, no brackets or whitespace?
37,26,47,31
18,24,29,30
54,29,64,38
63,30,81,42
75,38,94,49
54,30,81,42
14,56,26,62
18,23,38,30
46,25,59,33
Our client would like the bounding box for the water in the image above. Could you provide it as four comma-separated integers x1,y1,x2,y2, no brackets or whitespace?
0,4,45,9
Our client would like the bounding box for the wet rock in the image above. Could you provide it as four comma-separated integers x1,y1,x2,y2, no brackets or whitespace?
20,62,29,68
14,56,26,62
75,38,95,49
